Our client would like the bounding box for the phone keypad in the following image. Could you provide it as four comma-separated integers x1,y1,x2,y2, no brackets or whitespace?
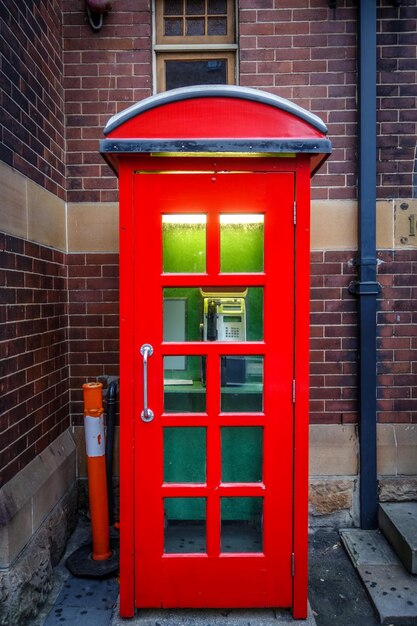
225,327,241,340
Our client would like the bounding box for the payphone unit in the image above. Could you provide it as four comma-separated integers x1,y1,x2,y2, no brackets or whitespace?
201,289,247,385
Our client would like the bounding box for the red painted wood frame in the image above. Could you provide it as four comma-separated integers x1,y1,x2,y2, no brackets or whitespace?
118,156,311,619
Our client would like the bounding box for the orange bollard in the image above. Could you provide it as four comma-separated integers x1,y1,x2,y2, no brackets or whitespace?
83,382,112,561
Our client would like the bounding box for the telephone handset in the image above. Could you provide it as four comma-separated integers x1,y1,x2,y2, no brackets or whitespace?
206,299,218,341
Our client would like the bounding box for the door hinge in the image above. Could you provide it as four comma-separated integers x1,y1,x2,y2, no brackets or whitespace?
292,379,296,404
293,200,297,225
291,552,295,576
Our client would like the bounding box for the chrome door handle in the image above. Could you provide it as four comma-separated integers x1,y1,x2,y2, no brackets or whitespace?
140,344,154,422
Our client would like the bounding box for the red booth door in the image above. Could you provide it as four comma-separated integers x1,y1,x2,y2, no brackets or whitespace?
133,170,295,609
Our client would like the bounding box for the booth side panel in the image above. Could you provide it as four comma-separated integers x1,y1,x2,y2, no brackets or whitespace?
119,163,136,618
292,159,311,619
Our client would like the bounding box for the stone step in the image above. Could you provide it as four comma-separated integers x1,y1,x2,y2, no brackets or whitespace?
379,502,417,575
340,528,417,625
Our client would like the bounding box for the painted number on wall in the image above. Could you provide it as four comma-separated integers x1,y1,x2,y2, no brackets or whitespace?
396,202,417,247
407,213,415,238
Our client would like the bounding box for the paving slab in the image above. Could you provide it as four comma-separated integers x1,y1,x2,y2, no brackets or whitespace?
357,564,417,625
111,604,317,626
54,577,119,610
44,605,114,626
379,502,417,574
340,529,398,566
340,528,417,625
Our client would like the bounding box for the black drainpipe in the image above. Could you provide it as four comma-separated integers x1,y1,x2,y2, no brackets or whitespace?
106,379,118,526
349,0,381,529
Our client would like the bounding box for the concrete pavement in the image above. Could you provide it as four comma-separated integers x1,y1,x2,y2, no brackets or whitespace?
26,520,409,626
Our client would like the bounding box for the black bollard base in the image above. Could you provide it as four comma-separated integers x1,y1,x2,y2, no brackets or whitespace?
66,538,119,579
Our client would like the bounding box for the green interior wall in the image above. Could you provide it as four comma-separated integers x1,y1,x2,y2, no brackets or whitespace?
220,222,263,274
162,220,264,522
162,221,263,275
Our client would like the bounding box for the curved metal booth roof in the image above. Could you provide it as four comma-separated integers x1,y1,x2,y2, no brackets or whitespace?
100,85,331,174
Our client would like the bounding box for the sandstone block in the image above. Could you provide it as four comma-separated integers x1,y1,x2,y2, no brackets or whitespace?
310,479,353,515
379,478,417,502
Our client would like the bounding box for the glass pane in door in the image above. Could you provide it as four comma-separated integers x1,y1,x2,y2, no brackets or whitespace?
164,355,206,413
221,497,263,553
164,427,206,483
221,427,263,483
164,497,206,553
162,214,206,273
221,355,264,412
220,214,264,273
163,287,263,342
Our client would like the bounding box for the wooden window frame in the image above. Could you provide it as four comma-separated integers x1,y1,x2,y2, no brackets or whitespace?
155,0,235,46
156,51,236,92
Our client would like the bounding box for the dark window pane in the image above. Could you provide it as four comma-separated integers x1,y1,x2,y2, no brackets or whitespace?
165,17,183,36
208,16,227,35
221,497,263,553
164,497,206,554
164,0,183,16
166,59,227,90
208,0,227,14
186,0,205,15
164,355,206,413
221,356,263,413
186,17,205,36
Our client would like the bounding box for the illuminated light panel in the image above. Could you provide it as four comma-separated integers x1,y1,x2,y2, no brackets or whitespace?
150,152,296,158
162,214,206,224
220,214,264,225
162,214,264,225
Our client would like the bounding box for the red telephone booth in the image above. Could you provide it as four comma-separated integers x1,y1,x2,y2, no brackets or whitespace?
101,86,331,620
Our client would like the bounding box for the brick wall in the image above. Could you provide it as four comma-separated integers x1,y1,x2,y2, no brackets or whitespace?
1,0,66,199
62,0,152,203
1,1,415,204
59,1,417,203
0,234,69,488
377,3,417,199
239,0,416,202
309,248,417,425
67,253,119,425
377,250,417,423
310,251,358,424
1,0,67,487
239,1,357,202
